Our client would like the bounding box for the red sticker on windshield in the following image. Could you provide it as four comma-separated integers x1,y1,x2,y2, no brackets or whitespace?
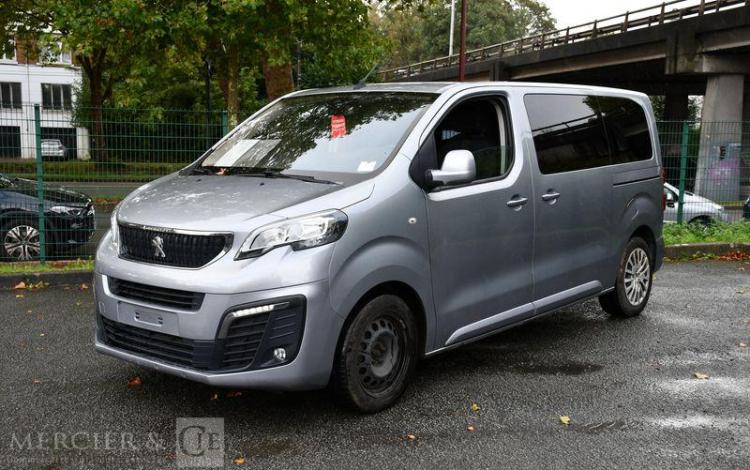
331,114,347,138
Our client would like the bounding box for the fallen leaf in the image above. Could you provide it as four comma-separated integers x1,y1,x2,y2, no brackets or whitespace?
80,283,89,290
470,403,480,413
14,282,26,289
16,294,24,299
466,425,475,432
739,342,747,348
559,416,571,425
693,372,709,380
226,391,242,398
210,393,219,401
32,379,42,384
233,456,246,465
736,288,747,294
406,434,417,441
128,376,143,388
39,333,45,337
76,301,82,306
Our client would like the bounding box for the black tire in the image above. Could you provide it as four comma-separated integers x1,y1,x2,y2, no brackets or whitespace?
0,217,42,261
599,237,653,317
333,295,419,413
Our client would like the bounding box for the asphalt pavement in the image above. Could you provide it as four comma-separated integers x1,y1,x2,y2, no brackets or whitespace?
0,261,748,469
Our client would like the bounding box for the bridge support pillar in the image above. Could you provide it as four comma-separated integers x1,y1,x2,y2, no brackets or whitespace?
695,74,745,201
663,94,689,121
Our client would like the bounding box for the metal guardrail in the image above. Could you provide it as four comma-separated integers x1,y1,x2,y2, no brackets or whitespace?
378,0,749,81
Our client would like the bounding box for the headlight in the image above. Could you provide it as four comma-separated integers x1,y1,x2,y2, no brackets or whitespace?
110,205,121,251
236,210,347,260
49,205,84,216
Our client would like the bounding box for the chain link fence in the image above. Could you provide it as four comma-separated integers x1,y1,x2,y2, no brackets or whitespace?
0,105,749,265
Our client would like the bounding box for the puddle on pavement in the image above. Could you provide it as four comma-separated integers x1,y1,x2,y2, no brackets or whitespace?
509,361,604,375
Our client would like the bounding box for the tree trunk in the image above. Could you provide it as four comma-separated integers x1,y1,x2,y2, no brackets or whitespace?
262,60,294,102
226,43,240,129
86,63,107,160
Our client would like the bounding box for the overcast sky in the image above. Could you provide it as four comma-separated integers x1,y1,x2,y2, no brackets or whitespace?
542,0,666,29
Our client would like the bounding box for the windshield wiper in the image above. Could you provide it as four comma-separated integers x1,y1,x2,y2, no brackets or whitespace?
234,169,340,185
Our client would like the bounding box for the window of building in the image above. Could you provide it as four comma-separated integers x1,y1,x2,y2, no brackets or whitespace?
0,82,22,109
40,41,72,64
41,83,72,110
525,94,611,174
433,98,513,181
0,36,15,62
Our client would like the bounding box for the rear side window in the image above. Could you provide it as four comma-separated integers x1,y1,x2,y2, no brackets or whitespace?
598,97,652,163
525,94,652,174
524,94,610,174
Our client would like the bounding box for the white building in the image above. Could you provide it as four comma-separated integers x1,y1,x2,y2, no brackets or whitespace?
0,35,89,159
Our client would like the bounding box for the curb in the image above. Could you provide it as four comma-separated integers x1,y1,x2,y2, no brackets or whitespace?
0,270,92,289
664,242,750,259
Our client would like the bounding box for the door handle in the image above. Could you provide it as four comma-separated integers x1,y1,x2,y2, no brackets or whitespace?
541,192,561,202
506,196,528,209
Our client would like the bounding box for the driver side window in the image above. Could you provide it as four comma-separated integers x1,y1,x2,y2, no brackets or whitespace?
434,97,513,181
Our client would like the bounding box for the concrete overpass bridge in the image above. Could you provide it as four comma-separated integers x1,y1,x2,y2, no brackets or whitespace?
379,0,750,124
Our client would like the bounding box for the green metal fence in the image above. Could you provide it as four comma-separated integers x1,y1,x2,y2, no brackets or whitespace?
0,104,748,264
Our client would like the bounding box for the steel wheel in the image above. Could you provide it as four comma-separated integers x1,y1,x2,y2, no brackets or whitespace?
4,224,41,261
357,316,405,393
624,247,650,306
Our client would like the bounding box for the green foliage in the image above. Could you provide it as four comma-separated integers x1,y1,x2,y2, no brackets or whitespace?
650,96,702,121
663,221,750,246
0,160,186,182
378,0,555,66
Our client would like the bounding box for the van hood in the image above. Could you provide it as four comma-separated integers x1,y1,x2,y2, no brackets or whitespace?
117,173,371,231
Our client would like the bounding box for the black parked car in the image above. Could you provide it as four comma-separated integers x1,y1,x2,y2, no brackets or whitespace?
0,173,95,261
744,195,750,220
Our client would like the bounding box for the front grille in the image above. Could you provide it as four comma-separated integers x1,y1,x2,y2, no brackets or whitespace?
108,277,204,311
101,316,200,368
98,296,306,373
119,223,229,268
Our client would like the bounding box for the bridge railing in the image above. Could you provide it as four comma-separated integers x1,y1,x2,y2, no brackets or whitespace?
379,0,749,81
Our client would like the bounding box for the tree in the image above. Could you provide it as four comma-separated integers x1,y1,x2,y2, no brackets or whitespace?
1,0,204,158
378,0,555,66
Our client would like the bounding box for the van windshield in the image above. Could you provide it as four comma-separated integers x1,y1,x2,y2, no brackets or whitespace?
199,92,436,177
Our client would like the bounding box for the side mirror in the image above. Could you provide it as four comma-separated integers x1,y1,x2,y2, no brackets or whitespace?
665,190,676,207
426,150,476,188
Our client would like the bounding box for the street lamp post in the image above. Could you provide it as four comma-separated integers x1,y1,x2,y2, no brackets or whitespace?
458,0,467,81
449,0,456,57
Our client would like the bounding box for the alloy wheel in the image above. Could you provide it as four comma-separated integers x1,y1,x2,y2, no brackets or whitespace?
4,225,41,260
624,247,650,306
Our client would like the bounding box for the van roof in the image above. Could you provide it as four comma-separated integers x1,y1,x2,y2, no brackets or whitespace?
292,81,647,99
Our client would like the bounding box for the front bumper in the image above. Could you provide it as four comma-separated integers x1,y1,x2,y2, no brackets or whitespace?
94,273,343,390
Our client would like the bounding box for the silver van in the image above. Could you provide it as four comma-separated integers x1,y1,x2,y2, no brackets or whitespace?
95,82,664,412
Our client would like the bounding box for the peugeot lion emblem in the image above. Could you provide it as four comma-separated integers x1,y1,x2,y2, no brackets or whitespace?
151,235,166,258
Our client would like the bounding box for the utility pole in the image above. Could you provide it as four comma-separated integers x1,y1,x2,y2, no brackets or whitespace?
449,0,456,56
458,0,468,81
203,56,213,148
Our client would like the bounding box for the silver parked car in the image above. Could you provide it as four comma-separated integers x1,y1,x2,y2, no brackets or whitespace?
40,139,68,159
663,182,727,224
95,82,664,412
